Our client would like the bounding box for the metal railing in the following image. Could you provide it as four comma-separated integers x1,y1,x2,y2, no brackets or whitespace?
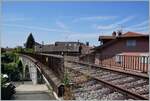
80,54,149,73
99,55,149,73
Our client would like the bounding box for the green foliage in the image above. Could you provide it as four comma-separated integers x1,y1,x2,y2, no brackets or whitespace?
2,52,19,63
16,60,23,73
13,47,34,54
63,73,70,85
25,33,35,49
15,47,24,53
1,74,7,87
3,63,17,74
1,48,5,53
1,53,11,63
1,52,23,81
2,62,21,81
24,48,34,53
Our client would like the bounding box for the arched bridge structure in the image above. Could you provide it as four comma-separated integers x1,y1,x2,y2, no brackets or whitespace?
19,53,65,97
18,52,149,100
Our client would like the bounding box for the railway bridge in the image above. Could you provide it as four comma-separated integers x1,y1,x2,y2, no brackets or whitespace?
19,52,149,100
19,53,65,99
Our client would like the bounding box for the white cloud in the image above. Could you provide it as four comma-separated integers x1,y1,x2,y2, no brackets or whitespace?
96,25,113,30
2,15,32,22
3,23,101,41
124,26,149,33
68,33,99,40
61,32,101,46
72,16,117,23
3,23,100,43
129,20,148,28
123,20,149,33
3,18,26,22
3,23,71,33
56,21,68,29
95,17,149,34
96,16,135,30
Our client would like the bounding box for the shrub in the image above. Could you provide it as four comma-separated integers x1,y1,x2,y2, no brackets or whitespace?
63,73,70,85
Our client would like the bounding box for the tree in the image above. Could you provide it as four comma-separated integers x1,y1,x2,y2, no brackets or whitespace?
15,46,24,53
1,52,21,81
25,33,35,49
17,60,23,73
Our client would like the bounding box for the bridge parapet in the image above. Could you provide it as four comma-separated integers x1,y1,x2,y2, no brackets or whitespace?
21,52,64,81
19,52,65,97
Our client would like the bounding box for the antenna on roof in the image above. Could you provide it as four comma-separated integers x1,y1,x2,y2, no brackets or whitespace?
117,25,124,36
118,25,124,33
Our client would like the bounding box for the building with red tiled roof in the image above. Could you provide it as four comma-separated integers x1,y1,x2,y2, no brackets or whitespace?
80,31,149,72
121,31,147,37
94,32,149,52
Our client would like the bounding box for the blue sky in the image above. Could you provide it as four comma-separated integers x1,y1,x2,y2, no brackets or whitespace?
2,1,149,48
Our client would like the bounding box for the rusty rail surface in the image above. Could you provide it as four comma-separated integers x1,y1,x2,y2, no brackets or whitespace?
19,53,65,97
65,63,148,100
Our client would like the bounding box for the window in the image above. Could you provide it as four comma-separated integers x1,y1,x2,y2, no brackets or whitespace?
68,44,71,46
74,44,77,47
126,40,136,47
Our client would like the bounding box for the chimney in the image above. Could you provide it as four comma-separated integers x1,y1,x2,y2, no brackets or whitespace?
86,42,89,46
112,31,116,37
117,30,122,37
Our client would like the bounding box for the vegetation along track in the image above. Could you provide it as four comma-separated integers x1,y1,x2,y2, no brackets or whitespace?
65,61,149,100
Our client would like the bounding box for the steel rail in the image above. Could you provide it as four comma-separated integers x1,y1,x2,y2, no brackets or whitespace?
66,60,149,79
65,64,148,100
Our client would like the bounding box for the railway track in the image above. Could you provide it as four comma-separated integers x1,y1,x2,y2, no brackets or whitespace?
65,61,149,100
67,69,132,100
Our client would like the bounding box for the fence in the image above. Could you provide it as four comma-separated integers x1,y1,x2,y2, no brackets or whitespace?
98,55,149,73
